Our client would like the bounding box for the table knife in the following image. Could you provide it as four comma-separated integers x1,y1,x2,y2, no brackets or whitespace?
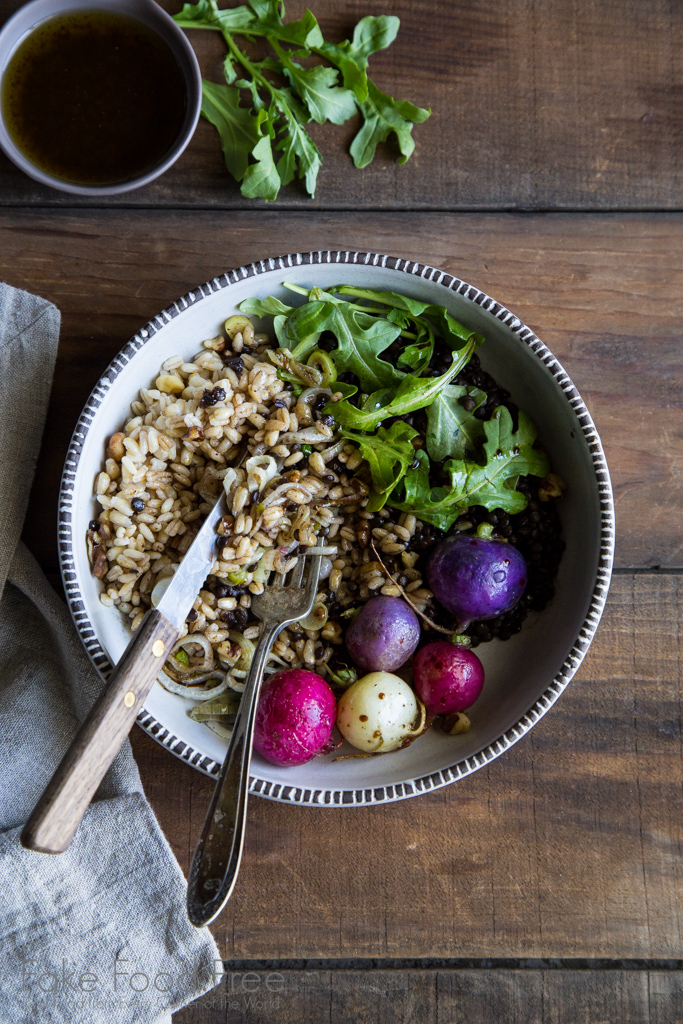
21,491,228,855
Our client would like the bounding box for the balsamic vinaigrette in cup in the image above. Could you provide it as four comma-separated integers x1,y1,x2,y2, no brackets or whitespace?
1,9,187,187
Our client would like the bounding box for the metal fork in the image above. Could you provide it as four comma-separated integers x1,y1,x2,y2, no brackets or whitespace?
186,553,323,927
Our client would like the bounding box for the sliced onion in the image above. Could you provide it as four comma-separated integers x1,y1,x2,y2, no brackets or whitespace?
189,692,240,720
206,721,234,740
223,467,238,499
307,545,338,555
299,601,328,631
266,652,290,669
277,428,332,444
161,671,228,700
262,481,298,507
246,454,278,493
229,631,255,671
298,387,332,405
321,439,345,462
167,633,214,676
150,574,175,607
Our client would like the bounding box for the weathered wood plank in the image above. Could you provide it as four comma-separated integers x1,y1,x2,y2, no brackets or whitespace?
0,0,680,210
131,574,683,959
171,967,683,1023
0,210,680,569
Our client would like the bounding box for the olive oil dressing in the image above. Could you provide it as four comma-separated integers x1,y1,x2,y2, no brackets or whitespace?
1,9,187,186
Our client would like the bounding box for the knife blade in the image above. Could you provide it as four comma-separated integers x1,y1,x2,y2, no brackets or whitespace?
155,489,227,630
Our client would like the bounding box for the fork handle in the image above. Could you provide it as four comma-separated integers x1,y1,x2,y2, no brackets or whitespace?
186,621,281,927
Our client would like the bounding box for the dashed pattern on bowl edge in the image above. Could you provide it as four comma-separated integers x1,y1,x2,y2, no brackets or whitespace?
58,250,615,806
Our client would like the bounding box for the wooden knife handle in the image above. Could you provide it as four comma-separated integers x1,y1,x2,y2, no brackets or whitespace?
21,609,178,854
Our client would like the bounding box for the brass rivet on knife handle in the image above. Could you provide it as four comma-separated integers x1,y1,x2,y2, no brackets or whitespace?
20,609,179,855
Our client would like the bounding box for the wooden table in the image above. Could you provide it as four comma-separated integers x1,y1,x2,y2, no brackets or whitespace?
2,1,682,1019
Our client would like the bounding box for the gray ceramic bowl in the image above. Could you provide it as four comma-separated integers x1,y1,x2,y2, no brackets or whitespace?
0,0,201,195
58,251,615,806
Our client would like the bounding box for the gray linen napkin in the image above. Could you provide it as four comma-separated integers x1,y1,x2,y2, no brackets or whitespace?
0,283,223,1023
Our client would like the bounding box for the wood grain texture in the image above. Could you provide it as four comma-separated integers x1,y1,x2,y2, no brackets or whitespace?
131,574,683,960
172,968,683,1024
0,210,680,569
0,0,681,210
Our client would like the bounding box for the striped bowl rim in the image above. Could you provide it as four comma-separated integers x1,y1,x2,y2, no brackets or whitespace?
58,249,615,806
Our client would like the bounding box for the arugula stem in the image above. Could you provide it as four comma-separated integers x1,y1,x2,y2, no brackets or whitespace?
269,37,297,75
220,27,279,104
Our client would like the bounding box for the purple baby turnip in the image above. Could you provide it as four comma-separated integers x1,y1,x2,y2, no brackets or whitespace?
253,668,337,767
412,641,485,714
428,535,527,627
345,596,421,672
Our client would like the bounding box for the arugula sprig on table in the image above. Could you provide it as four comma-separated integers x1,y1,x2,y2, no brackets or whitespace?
174,1,430,200
238,284,550,520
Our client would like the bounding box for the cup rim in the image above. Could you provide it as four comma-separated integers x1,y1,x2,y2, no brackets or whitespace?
0,0,202,195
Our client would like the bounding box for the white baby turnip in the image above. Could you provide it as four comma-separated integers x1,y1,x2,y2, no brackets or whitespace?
337,671,427,753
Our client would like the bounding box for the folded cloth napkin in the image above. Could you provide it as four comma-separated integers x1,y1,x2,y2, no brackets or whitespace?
0,284,223,1024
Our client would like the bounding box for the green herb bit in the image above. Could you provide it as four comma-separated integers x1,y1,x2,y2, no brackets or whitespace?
327,665,359,688
228,569,249,584
176,649,191,667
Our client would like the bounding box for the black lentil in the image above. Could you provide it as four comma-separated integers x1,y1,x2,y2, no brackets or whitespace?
312,394,328,416
199,386,226,408
225,356,244,374
131,497,145,513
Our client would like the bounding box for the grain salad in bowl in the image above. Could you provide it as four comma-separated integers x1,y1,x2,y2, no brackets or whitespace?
87,280,568,761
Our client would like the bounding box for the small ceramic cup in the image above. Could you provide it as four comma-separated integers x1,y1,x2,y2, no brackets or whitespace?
0,0,202,195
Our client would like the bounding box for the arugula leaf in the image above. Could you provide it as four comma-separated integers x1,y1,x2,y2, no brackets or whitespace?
200,82,262,180
252,2,325,46
386,450,454,531
279,58,356,125
330,339,478,431
340,421,418,511
175,1,258,31
238,295,295,317
274,104,322,194
316,15,399,102
397,337,433,372
350,80,430,168
280,300,403,391
335,286,485,352
240,133,281,200
425,385,487,462
388,407,551,529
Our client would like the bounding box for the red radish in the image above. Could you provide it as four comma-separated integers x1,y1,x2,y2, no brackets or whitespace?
254,668,336,767
412,641,485,715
